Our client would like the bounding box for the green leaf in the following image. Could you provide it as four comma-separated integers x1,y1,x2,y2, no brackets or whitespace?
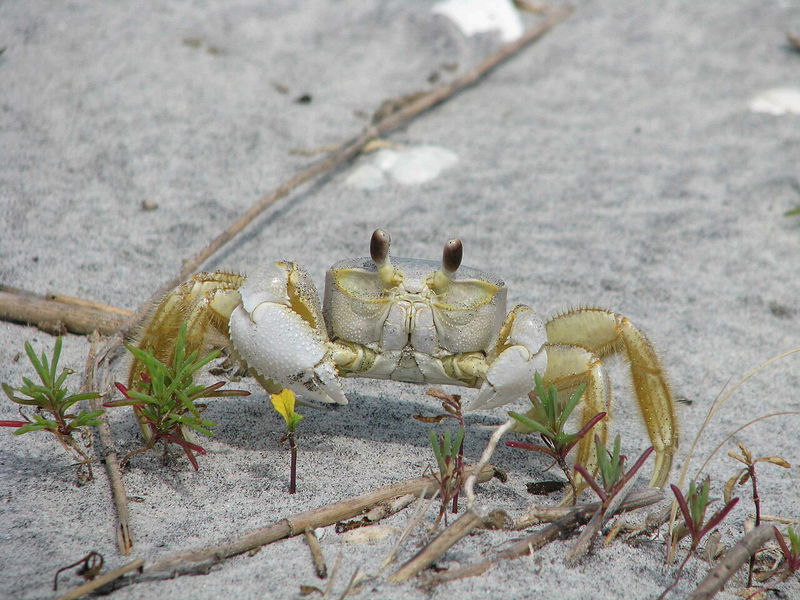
24,341,48,385
508,411,553,438
71,409,105,428
61,392,101,413
430,430,446,473
14,423,51,435
49,337,62,384
558,383,586,430
53,368,72,393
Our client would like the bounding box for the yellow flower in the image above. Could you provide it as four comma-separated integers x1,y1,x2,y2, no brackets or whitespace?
270,389,303,431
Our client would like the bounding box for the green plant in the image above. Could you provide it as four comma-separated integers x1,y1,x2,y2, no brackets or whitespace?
773,526,800,581
417,389,467,513
658,477,740,599
564,435,653,562
573,435,654,505
105,323,249,470
506,374,604,502
1,337,102,477
725,442,791,585
429,426,465,526
270,388,303,494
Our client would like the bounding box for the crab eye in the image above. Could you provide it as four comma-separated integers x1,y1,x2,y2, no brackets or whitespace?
368,228,402,287
442,238,463,273
370,229,391,265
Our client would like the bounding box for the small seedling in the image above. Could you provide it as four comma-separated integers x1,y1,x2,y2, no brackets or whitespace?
573,435,654,507
567,435,653,561
725,442,791,585
429,426,466,526
1,337,102,478
417,389,466,513
507,374,604,502
658,477,740,599
53,551,104,591
773,526,800,581
105,323,249,470
270,388,303,494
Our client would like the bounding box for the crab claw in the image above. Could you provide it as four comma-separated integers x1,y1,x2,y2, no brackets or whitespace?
229,262,347,405
470,306,547,410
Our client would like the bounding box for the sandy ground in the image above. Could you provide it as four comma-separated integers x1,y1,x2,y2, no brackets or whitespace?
2,1,800,598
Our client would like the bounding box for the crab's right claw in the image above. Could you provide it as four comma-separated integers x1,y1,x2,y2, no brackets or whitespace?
228,262,347,405
469,306,547,410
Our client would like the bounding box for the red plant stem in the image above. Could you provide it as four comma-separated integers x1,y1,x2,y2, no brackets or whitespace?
289,432,297,495
656,551,692,600
747,464,760,587
452,446,463,514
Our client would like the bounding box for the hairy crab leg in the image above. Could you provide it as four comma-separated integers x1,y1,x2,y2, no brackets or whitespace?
545,307,677,487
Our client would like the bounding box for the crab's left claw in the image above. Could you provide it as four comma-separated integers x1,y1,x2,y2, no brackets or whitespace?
469,306,547,409
229,262,347,405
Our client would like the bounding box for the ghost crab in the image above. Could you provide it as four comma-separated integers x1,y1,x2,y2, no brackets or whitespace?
131,229,678,487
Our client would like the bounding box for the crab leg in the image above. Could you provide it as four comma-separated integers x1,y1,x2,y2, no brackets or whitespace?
129,272,244,388
545,307,677,487
520,344,611,500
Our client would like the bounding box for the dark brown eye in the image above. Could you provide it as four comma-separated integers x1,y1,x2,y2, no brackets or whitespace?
442,238,462,272
370,229,391,264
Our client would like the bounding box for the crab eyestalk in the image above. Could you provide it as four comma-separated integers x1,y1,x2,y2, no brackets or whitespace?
431,237,463,293
370,228,402,287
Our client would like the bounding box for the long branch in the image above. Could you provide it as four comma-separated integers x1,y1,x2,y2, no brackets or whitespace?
686,525,774,600
426,488,664,585
54,558,144,600
91,335,135,555
0,287,131,335
390,509,486,583
143,463,496,576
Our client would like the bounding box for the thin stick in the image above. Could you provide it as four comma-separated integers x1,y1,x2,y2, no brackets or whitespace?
54,558,144,600
363,494,417,523
380,494,439,574
427,488,664,585
686,525,774,600
77,332,133,554
144,464,495,576
760,515,800,525
389,509,485,583
304,528,328,579
566,459,647,564
84,334,134,555
337,567,363,600
466,418,515,509
0,287,131,336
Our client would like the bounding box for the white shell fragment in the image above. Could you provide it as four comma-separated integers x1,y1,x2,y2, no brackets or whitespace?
432,0,523,42
749,88,800,115
345,146,459,189
340,525,401,544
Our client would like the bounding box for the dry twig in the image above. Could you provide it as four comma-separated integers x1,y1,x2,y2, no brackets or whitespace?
0,286,131,335
687,525,774,600
304,528,328,579
390,509,485,583
83,332,134,555
54,558,143,600
130,464,495,582
426,488,664,585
